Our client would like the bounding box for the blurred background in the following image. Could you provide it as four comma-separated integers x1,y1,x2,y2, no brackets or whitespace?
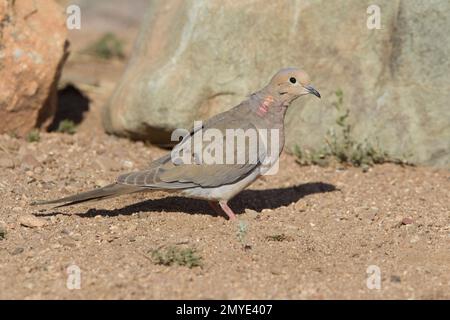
1,0,449,168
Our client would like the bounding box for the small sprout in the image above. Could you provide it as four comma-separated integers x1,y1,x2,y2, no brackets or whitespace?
295,89,411,168
57,119,77,135
0,224,6,240
236,220,247,242
26,129,40,143
84,32,125,60
8,131,19,139
236,220,252,250
151,246,202,268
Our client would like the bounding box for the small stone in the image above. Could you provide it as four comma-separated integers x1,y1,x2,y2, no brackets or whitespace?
12,206,23,213
95,179,109,187
21,154,41,170
270,268,282,275
58,237,76,248
137,212,148,219
121,160,134,169
95,156,122,172
294,201,307,212
0,222,7,240
0,156,15,169
364,207,378,221
18,214,47,228
401,217,414,225
11,247,24,255
34,166,43,174
71,233,82,241
176,238,190,245
245,208,259,219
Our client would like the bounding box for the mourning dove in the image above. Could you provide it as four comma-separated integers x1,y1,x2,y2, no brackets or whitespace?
33,68,320,220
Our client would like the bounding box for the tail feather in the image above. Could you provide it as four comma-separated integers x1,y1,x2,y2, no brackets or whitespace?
31,183,144,208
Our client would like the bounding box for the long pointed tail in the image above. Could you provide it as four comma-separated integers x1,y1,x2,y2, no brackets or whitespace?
31,183,144,208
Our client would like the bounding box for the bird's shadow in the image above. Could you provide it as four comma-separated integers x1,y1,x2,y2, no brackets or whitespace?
38,182,337,218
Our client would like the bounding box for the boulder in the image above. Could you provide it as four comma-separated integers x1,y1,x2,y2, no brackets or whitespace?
103,0,450,167
0,0,68,137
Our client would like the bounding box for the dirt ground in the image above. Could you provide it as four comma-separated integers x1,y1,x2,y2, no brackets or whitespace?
0,3,449,299
1,128,449,299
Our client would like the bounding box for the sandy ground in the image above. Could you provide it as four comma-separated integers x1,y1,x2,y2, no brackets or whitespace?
0,2,449,299
0,130,449,299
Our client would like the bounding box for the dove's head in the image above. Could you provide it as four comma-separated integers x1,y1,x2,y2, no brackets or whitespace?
268,67,320,104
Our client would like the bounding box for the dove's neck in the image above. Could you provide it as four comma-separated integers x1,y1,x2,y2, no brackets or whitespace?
252,88,289,120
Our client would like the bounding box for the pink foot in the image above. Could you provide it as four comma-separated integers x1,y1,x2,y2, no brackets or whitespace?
219,201,237,221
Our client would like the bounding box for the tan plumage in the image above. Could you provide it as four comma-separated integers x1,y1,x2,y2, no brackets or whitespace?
33,68,320,220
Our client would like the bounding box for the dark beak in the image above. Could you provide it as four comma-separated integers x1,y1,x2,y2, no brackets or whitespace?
305,85,321,99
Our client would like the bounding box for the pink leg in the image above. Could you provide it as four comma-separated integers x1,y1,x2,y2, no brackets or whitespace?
219,201,237,221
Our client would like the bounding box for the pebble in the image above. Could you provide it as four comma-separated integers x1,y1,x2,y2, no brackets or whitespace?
95,156,122,172
121,160,134,169
11,247,24,255
58,237,77,248
270,268,282,275
0,156,15,169
34,166,43,174
0,222,7,239
138,212,148,219
18,214,47,228
365,207,379,221
401,217,414,225
95,179,109,187
244,209,259,219
176,238,190,245
294,201,307,212
21,154,41,170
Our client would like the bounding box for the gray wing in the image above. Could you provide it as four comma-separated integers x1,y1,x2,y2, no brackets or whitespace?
118,107,267,189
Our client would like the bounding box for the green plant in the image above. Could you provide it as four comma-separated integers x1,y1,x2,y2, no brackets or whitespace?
151,246,202,268
235,220,252,250
295,90,410,168
236,220,248,243
8,131,18,139
26,129,40,143
57,119,77,135
85,32,125,60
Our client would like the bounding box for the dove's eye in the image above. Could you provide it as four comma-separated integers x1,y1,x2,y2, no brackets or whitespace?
289,77,297,84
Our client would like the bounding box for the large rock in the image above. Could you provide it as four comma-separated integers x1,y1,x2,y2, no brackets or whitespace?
0,0,68,136
103,0,450,167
